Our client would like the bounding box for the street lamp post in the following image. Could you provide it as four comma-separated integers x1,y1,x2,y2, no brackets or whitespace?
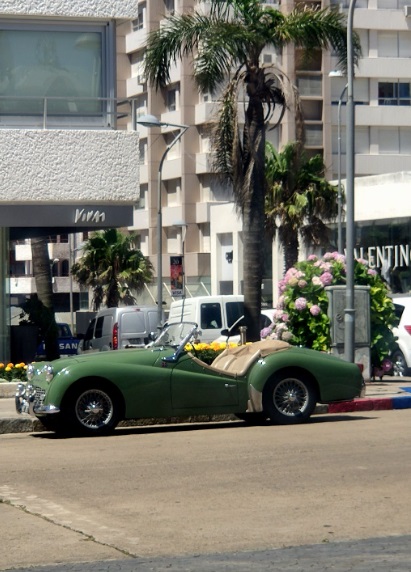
337,83,348,254
136,114,189,329
345,0,357,363
329,71,348,254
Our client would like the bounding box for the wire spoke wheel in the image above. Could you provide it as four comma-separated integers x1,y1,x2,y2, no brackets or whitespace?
273,378,309,416
75,388,115,432
392,351,408,377
264,373,317,425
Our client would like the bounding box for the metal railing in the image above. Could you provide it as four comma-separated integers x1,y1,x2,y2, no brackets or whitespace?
0,95,134,130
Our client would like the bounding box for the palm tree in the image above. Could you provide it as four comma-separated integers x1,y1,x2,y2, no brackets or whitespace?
144,0,361,341
265,141,340,272
29,236,60,361
71,228,154,310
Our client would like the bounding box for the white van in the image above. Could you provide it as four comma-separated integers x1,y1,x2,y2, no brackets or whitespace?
168,295,273,343
79,306,161,353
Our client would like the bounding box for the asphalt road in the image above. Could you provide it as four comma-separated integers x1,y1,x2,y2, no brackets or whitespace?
1,410,411,571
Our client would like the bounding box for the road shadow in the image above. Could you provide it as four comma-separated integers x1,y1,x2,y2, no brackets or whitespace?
30,413,375,440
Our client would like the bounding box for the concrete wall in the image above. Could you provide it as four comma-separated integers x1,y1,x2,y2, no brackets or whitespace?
0,130,139,203
0,0,137,18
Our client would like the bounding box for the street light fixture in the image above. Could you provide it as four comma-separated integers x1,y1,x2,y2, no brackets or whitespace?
329,71,348,254
136,114,189,329
345,0,357,363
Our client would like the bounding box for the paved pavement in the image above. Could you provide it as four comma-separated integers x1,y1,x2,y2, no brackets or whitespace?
1,376,411,435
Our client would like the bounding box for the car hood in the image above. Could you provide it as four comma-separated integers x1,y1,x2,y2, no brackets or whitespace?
51,347,175,370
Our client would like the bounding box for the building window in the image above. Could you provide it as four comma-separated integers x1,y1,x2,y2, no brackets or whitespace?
378,82,411,106
167,88,177,112
132,3,146,31
0,21,115,128
139,139,147,165
164,0,175,15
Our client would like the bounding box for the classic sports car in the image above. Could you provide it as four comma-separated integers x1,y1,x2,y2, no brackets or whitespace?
15,322,365,436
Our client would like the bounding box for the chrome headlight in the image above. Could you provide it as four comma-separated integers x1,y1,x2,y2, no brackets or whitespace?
43,364,54,383
27,363,35,381
26,384,36,398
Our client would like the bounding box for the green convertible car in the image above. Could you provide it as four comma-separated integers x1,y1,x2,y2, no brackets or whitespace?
15,322,365,436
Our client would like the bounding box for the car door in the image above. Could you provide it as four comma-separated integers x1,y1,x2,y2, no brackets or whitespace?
170,357,239,412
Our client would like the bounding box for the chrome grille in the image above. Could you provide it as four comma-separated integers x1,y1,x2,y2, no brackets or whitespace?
33,387,46,407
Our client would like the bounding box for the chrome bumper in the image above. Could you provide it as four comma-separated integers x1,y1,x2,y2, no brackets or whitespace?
15,383,60,417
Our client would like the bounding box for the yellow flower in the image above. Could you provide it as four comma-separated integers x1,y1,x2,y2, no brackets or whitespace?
5,366,12,372
15,363,23,369
0,363,4,369
7,363,14,369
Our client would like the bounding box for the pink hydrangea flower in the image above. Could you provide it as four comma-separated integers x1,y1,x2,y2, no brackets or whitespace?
295,297,307,311
320,272,333,286
368,269,377,276
323,252,335,261
261,325,273,339
278,279,287,293
310,304,321,316
312,276,322,286
298,279,307,288
285,267,299,279
307,254,317,261
334,253,346,263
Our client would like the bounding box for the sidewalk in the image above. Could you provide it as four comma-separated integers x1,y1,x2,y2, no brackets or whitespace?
1,377,411,435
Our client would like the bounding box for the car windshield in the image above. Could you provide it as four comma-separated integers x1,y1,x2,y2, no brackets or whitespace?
152,322,198,350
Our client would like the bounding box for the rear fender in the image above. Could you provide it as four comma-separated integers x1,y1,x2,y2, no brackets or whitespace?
247,353,323,400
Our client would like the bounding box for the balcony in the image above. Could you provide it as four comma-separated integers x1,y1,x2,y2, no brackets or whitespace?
0,96,132,130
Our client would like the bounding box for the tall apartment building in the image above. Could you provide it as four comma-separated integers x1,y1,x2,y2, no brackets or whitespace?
128,0,411,303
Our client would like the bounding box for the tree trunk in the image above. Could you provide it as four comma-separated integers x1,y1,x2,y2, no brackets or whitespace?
241,91,266,342
31,237,60,361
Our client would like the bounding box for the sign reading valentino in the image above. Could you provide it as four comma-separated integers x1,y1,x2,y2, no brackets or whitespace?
353,245,411,269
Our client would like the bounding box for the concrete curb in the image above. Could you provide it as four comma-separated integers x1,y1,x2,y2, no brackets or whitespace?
327,394,411,413
0,382,20,398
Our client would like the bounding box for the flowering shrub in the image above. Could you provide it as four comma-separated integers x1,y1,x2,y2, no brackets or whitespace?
184,341,238,364
0,362,27,382
264,252,398,366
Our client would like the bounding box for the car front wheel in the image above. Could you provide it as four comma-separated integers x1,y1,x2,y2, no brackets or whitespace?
67,384,120,436
391,350,410,377
263,373,317,425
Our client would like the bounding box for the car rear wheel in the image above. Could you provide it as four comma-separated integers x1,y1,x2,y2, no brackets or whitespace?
263,373,317,425
67,384,120,436
391,350,410,377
